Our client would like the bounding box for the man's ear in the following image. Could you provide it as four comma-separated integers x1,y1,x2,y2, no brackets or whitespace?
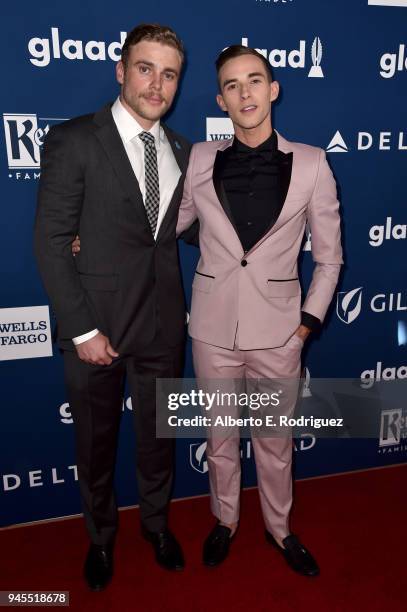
216,93,227,112
270,81,279,103
116,60,125,86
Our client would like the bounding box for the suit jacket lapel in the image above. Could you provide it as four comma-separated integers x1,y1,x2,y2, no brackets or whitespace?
212,134,293,255
93,105,152,234
271,148,293,228
156,124,190,241
244,132,293,256
162,124,188,174
213,146,239,233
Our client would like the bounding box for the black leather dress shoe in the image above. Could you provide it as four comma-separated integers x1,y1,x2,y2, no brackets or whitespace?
265,532,320,576
143,529,184,571
203,523,233,567
84,544,114,591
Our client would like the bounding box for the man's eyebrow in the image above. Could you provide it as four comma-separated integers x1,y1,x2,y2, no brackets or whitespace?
248,72,266,79
222,77,237,88
222,72,266,88
134,60,179,75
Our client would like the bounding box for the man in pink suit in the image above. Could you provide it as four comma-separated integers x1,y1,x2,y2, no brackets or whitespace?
176,45,343,575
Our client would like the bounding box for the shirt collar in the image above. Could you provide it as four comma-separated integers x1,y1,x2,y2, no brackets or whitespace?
232,130,277,156
111,97,163,149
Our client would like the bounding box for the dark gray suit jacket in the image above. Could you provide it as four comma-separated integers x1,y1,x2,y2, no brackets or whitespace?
34,104,191,353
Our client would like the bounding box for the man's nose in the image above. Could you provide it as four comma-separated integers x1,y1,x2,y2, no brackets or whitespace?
150,71,162,90
240,85,250,99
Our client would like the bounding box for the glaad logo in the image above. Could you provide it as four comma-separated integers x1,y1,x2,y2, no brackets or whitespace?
380,44,407,78
360,361,407,389
369,217,407,247
206,118,234,141
327,130,407,152
240,36,324,78
3,113,66,180
59,396,133,424
28,27,127,68
336,288,363,324
0,306,53,361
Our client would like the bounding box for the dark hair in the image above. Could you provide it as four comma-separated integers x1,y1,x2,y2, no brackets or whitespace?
215,45,272,86
121,23,185,66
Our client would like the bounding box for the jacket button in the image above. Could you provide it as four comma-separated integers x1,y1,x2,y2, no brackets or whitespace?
241,259,248,267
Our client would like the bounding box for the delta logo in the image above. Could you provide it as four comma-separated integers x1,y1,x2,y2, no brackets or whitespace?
326,130,407,153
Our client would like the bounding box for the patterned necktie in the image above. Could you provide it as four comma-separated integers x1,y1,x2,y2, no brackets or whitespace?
138,131,160,235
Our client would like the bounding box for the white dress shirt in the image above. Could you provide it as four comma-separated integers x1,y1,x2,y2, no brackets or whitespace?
73,97,181,346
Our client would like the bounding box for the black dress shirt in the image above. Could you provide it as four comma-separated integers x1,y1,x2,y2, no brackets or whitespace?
220,131,321,333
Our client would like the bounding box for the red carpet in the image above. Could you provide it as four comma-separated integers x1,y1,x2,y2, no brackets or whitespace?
1,465,406,611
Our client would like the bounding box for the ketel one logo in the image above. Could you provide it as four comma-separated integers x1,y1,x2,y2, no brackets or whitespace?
189,441,208,474
336,287,363,324
3,113,65,180
379,409,404,447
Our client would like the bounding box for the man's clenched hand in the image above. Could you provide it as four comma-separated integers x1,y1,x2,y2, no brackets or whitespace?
76,332,119,365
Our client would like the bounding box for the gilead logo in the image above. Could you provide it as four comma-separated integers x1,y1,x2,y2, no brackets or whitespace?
28,27,127,67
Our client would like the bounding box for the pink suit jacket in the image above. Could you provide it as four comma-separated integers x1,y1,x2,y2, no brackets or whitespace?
177,132,343,350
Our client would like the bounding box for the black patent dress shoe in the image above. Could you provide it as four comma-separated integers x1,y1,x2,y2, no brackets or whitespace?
143,529,185,571
265,532,320,576
84,543,114,591
203,523,233,567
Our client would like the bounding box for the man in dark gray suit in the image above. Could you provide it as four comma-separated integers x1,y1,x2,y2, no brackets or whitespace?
34,23,190,590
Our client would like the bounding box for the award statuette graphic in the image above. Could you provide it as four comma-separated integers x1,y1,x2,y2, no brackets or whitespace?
301,368,312,399
308,37,324,78
303,224,312,251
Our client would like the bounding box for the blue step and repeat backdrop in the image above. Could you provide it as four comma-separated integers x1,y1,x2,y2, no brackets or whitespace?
1,0,406,527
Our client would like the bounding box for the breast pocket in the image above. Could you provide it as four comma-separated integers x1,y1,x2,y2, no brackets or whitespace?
267,278,300,298
192,271,215,293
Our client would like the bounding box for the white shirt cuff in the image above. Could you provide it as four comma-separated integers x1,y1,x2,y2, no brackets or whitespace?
72,329,99,345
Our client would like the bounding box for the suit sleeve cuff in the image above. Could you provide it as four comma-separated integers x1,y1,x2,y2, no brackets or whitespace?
301,312,321,333
72,328,99,345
